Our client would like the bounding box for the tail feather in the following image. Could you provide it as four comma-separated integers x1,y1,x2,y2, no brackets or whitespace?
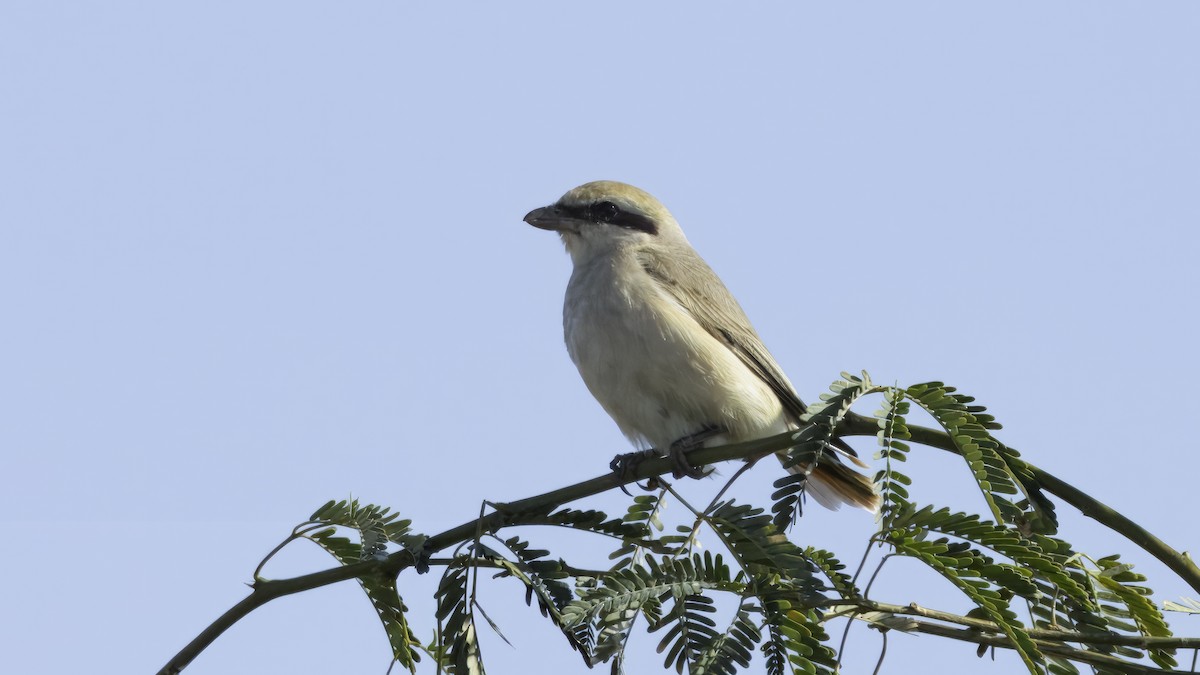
779,442,879,512
808,461,880,512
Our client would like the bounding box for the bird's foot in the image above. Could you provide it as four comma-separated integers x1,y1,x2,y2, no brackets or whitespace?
610,448,658,478
610,449,661,494
666,426,722,479
609,426,723,492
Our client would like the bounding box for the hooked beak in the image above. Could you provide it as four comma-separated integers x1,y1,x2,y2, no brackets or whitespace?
524,205,580,234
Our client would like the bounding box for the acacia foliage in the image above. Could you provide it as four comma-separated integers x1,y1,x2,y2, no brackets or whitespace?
261,374,1191,674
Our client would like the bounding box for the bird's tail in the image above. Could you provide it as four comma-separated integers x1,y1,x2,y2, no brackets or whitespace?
780,440,879,512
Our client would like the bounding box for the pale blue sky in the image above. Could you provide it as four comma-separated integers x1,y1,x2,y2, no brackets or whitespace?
2,3,1198,674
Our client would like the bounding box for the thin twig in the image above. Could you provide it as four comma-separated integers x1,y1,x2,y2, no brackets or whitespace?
252,524,329,581
870,628,887,675
862,554,894,599
835,544,891,670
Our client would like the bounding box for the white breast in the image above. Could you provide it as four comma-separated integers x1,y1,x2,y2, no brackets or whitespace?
563,250,787,453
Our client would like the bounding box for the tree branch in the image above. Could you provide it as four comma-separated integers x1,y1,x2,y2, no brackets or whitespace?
159,417,1199,673
891,619,1173,674
157,440,783,674
839,412,1200,595
821,598,1187,674
821,597,1200,649
157,558,390,675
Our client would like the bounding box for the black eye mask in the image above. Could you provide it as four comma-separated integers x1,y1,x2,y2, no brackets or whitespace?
555,201,658,235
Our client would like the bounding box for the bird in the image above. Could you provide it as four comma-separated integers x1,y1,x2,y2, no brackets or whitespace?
524,180,878,511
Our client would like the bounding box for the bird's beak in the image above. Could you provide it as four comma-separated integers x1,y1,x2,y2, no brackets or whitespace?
524,205,580,234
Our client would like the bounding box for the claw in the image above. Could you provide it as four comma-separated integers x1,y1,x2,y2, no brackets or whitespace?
609,449,654,477
608,426,723,489
610,449,659,494
667,443,706,479
666,425,722,479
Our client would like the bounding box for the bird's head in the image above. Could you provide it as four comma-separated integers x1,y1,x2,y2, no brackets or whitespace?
524,181,686,265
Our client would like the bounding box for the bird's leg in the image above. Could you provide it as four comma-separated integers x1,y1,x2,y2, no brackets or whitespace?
609,448,662,494
609,448,659,480
666,425,722,479
608,425,722,490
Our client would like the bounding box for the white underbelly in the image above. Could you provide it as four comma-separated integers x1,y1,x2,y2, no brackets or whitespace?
564,266,786,452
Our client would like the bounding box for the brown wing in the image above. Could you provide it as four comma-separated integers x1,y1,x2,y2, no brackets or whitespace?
638,246,865,462
638,245,876,509
638,246,807,421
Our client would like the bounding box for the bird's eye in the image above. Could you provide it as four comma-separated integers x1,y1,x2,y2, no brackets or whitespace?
592,201,620,223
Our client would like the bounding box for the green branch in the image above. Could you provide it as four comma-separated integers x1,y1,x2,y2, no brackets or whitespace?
886,617,1174,675
156,438,790,675
839,412,1200,595
157,558,390,675
821,598,1200,649
158,418,1199,674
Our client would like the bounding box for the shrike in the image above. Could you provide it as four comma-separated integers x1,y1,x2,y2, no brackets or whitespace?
525,181,878,511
